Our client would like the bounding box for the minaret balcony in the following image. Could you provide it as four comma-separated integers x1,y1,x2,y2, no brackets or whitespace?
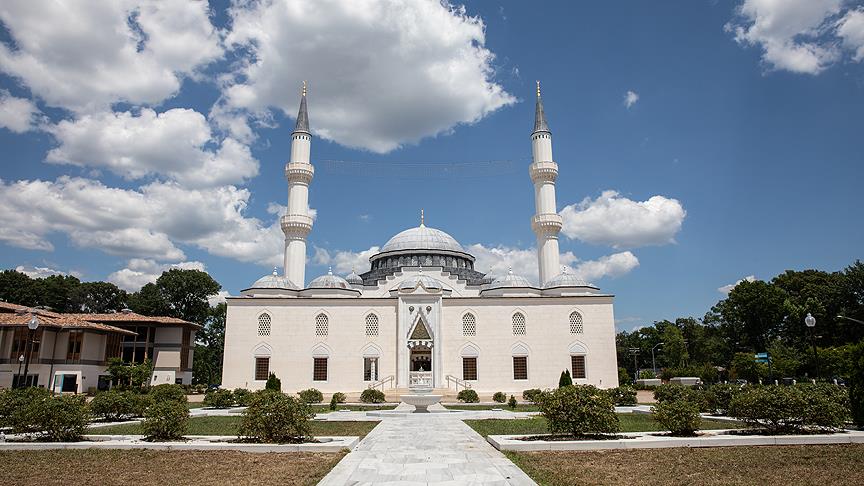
531,213,563,235
280,213,314,237
529,161,558,183
285,162,314,184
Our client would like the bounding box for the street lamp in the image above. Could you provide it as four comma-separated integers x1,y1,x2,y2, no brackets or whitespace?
804,313,819,380
21,314,39,388
651,342,665,376
837,315,864,325
15,355,24,388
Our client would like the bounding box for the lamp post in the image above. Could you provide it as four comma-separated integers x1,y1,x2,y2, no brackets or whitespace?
804,313,818,381
628,347,640,382
21,314,39,388
651,342,665,376
15,354,24,388
837,315,864,325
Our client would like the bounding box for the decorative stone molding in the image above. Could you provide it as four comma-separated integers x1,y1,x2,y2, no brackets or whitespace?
531,213,563,235
280,213,313,238
529,161,558,183
285,162,314,184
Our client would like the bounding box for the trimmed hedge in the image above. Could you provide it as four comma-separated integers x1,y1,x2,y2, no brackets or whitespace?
508,395,518,409
728,384,849,434
457,389,479,403
606,386,638,406
653,399,701,436
143,400,189,440
203,389,234,409
298,388,324,404
537,385,619,437
522,389,542,403
149,384,187,404
240,390,314,443
232,388,252,407
90,390,150,421
0,388,89,441
492,392,507,403
360,388,386,403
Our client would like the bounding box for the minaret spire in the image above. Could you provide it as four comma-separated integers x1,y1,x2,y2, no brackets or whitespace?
282,82,315,287
420,209,425,227
529,82,562,286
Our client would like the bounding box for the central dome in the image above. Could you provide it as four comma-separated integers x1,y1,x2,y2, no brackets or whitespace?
380,224,466,253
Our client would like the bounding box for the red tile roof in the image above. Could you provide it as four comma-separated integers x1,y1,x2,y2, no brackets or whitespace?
0,303,136,335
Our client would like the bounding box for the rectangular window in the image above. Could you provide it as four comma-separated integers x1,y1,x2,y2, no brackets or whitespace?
571,355,586,379
513,356,528,380
255,357,270,381
313,357,328,381
180,329,191,370
364,357,378,381
67,331,83,362
462,357,477,381
105,333,122,360
10,328,42,360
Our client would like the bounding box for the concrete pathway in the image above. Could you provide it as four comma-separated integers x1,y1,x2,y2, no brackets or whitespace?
318,408,537,485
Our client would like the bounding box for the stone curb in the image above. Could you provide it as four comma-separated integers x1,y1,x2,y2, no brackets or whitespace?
0,435,358,453
487,429,864,451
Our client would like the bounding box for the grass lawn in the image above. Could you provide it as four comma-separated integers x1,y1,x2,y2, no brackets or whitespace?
464,413,738,437
444,404,540,412
90,416,380,438
0,449,345,486
186,402,206,409
505,444,864,486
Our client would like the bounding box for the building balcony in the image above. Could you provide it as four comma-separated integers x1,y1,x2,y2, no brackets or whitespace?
531,213,563,235
280,213,314,237
284,162,314,184
529,161,558,183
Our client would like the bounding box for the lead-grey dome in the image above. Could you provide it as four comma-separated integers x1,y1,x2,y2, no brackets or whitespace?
308,268,351,289
345,269,363,285
485,268,533,289
251,269,299,290
544,270,597,289
380,224,465,253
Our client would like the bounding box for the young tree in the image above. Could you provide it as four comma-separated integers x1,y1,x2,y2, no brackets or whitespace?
558,369,573,387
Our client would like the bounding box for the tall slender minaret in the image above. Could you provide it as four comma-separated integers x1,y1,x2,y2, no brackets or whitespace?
530,81,562,286
281,82,315,287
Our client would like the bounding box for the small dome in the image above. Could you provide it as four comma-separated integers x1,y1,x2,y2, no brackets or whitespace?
485,268,533,289
345,269,364,285
380,224,465,253
308,267,351,289
251,268,299,290
544,269,595,289
399,273,444,291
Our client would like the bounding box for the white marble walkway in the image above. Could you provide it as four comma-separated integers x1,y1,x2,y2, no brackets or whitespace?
318,408,537,486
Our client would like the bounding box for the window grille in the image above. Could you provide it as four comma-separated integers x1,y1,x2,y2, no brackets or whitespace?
365,314,379,336
364,357,378,381
315,313,328,336
462,313,476,336
569,312,584,334
258,313,271,336
255,357,269,380
462,357,477,381
513,356,528,380
313,357,328,381
512,312,526,335
571,355,586,379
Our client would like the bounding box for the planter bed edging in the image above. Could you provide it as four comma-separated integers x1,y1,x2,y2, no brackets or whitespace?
487,429,864,452
0,435,358,453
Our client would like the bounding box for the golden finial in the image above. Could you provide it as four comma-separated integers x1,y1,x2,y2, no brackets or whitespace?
536,80,541,97
302,80,307,97
420,209,425,226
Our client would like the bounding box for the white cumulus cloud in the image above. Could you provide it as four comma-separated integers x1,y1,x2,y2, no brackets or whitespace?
313,246,381,274
14,265,77,279
0,90,40,133
838,8,864,61
0,0,222,111
219,0,515,152
108,258,206,291
624,90,639,108
560,190,686,249
46,108,258,188
718,275,758,294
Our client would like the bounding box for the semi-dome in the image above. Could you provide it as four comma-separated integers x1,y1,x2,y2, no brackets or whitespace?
544,269,596,289
485,268,534,289
250,269,299,290
308,268,351,289
380,224,466,253
345,269,364,285
398,273,444,291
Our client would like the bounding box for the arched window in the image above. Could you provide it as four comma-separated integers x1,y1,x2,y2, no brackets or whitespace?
315,313,328,337
365,313,379,336
512,312,526,335
462,313,476,336
257,313,271,336
569,311,584,334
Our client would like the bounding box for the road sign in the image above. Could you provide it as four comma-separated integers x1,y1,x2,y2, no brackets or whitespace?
754,352,768,359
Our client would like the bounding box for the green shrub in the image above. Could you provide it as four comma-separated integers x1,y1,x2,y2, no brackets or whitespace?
142,400,189,440
558,369,573,388
40,394,90,441
606,386,638,406
653,384,691,403
457,389,479,403
618,367,631,384
653,399,701,436
90,390,149,421
298,388,323,404
203,389,234,409
537,385,619,437
329,394,339,411
265,372,281,391
331,392,347,404
240,390,314,443
232,388,252,407
360,389,386,403
850,341,864,427
508,395,518,409
708,384,741,415
0,387,50,430
639,370,656,380
728,384,849,433
149,384,187,404
522,389,542,403
492,392,507,403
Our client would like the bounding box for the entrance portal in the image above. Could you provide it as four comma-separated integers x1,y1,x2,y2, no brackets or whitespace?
409,345,432,388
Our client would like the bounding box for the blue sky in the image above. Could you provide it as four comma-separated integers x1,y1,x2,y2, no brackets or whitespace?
1,1,862,330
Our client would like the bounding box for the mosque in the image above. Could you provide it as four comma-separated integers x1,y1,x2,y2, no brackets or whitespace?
221,83,619,395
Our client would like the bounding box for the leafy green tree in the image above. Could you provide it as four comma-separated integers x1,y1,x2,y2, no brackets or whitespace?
658,321,688,367
709,279,788,353
70,281,127,313
127,282,170,316
0,270,39,306
154,269,221,324
193,303,226,385
35,274,81,312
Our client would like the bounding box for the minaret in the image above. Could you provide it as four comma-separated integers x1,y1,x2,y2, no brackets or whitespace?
529,81,562,286
281,81,315,287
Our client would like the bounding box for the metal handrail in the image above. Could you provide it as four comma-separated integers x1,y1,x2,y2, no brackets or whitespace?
367,375,394,391
445,374,472,392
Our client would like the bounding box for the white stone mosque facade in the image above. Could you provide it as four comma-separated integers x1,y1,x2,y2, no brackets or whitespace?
221,83,619,395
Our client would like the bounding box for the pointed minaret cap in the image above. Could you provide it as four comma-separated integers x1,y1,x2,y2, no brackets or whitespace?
533,80,550,134
293,81,310,134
